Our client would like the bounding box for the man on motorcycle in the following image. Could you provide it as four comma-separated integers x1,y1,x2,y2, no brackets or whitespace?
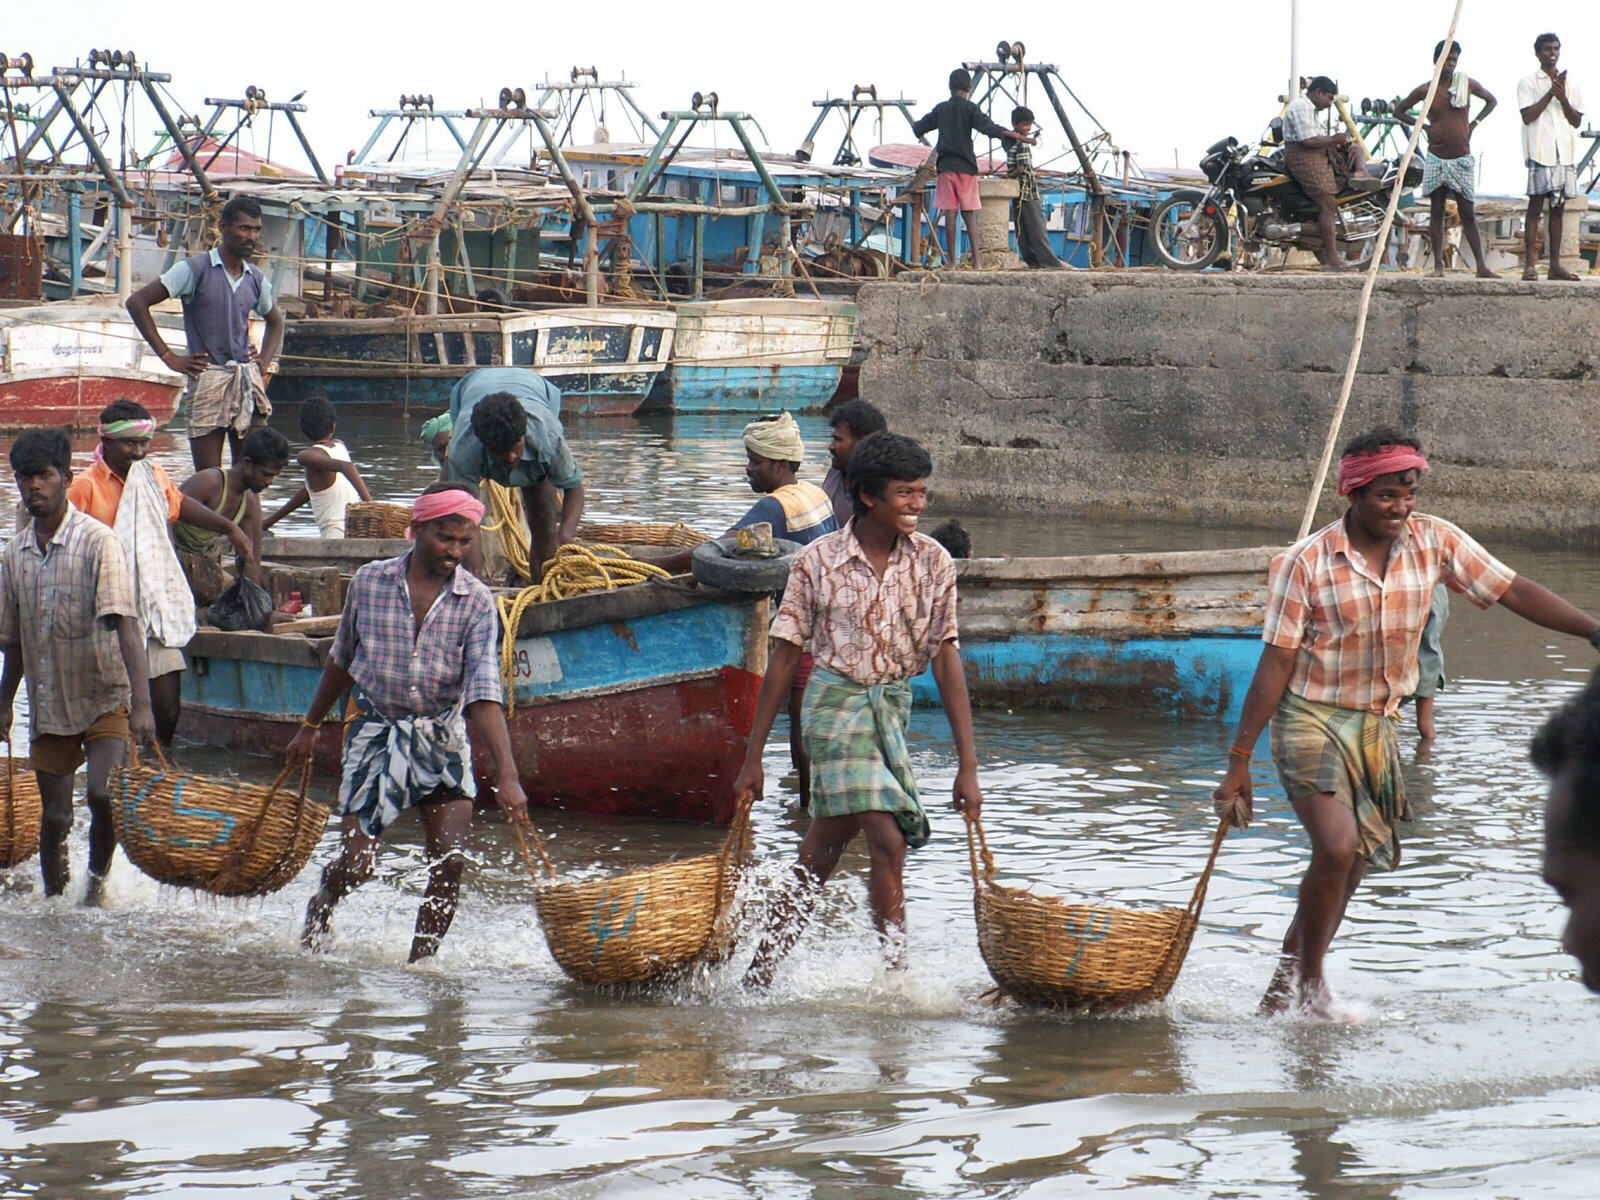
1395,42,1498,279
1282,76,1382,270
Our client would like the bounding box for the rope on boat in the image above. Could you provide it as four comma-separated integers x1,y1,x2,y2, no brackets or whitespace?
1296,0,1466,539
482,481,533,581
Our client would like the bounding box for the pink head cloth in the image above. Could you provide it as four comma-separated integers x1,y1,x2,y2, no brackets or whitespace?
1337,445,1430,496
407,489,485,539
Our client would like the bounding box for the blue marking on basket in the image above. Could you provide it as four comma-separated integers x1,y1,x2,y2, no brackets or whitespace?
1058,910,1114,979
588,886,647,963
121,771,236,850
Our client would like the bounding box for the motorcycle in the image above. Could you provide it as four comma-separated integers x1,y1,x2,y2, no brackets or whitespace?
1148,131,1423,270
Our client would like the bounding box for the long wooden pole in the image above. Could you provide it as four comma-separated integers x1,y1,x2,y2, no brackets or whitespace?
1296,0,1467,540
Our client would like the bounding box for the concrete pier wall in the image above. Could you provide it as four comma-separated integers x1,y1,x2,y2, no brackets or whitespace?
856,272,1600,545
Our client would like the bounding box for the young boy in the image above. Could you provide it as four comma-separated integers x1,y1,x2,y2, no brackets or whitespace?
928,518,972,559
263,395,373,538
913,69,1027,266
1003,107,1065,269
734,433,985,987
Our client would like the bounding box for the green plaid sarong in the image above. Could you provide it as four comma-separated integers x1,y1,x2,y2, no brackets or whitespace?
801,666,931,849
1270,691,1408,871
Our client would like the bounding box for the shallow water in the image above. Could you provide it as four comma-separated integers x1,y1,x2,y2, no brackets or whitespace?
0,409,1596,1197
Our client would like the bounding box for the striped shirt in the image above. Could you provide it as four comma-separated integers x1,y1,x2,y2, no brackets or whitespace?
1261,513,1515,715
0,508,138,736
732,481,838,546
329,551,502,720
1282,95,1331,145
1005,138,1040,202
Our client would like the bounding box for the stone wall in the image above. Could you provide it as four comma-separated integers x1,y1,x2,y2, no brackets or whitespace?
856,271,1600,545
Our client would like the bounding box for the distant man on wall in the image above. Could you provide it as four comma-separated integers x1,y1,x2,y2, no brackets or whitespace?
912,68,1027,266
1213,428,1600,1019
127,194,284,470
1518,33,1585,281
446,367,585,583
1531,673,1600,993
1003,106,1066,270
1281,76,1381,271
822,400,887,529
1394,41,1498,278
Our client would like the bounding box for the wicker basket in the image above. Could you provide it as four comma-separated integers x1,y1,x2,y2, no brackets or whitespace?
113,751,330,897
0,749,42,869
344,502,415,540
576,521,709,549
511,799,753,986
968,814,1229,1010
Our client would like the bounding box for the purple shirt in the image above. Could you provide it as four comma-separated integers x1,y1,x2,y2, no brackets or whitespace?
159,248,275,365
329,551,502,719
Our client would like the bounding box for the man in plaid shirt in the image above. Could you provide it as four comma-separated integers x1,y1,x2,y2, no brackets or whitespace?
1003,106,1064,269
1213,427,1600,1018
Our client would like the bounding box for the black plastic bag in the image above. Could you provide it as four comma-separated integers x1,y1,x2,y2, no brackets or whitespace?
207,576,274,632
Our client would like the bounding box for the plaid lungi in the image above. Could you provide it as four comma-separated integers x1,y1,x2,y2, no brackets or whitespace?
1421,152,1476,200
801,666,930,848
1270,691,1408,871
1284,142,1364,199
186,361,270,438
1527,162,1580,205
336,687,476,837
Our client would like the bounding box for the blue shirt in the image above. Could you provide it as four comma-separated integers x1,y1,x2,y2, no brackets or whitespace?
445,368,583,491
731,481,838,546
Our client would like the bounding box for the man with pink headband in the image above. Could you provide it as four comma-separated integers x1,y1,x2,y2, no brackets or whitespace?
286,481,527,963
1213,427,1600,1019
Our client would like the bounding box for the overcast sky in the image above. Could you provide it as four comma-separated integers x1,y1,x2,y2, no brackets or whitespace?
6,2,1595,197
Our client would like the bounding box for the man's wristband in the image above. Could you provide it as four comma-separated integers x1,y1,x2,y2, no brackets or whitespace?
301,717,324,730
1228,745,1253,758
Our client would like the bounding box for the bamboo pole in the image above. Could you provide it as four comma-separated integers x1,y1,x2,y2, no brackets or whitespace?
1296,0,1467,540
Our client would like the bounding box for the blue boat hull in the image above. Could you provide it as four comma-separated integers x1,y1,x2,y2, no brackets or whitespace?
645,363,845,414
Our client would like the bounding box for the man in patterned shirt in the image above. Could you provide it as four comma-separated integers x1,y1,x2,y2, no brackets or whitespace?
286,482,527,962
1003,107,1064,269
1281,76,1381,270
1213,428,1600,1017
0,429,156,902
734,433,985,987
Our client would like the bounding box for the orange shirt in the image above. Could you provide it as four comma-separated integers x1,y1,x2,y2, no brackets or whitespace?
67,457,184,529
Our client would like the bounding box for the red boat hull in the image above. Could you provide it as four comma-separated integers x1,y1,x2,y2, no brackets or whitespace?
0,374,183,430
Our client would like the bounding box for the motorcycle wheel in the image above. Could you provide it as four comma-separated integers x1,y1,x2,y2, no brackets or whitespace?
1335,236,1379,270
1148,193,1229,270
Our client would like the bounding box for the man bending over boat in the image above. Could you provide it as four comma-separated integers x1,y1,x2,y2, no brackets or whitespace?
445,367,585,584
734,433,984,987
1213,428,1600,1018
174,426,289,607
126,194,284,470
69,400,252,747
287,483,527,963
1531,672,1600,994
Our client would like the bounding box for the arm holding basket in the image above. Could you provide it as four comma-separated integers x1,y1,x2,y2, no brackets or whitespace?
930,638,983,818
1212,643,1297,829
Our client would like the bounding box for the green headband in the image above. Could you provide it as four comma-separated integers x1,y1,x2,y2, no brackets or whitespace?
100,418,157,439
420,413,453,444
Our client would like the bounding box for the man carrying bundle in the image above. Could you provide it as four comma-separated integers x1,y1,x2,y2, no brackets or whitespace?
733,433,985,987
69,400,253,747
0,429,156,902
445,368,585,583
1214,428,1600,1017
286,482,527,963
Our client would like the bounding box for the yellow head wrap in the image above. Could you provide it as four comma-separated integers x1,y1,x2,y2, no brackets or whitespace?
742,412,804,463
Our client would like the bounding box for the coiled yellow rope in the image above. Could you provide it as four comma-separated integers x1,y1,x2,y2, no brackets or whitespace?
480,481,533,582
496,543,671,710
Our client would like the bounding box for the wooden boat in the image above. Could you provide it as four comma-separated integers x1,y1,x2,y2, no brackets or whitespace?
178,538,768,824
272,306,677,416
644,297,857,414
910,546,1276,722
0,301,184,430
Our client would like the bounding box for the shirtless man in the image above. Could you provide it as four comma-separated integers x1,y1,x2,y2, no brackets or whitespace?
1396,41,1498,278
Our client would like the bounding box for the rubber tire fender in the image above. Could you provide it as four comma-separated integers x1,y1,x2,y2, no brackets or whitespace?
691,536,804,594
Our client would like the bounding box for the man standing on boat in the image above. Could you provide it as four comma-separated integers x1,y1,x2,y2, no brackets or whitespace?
1,429,156,903
127,195,284,470
1213,428,1600,1018
68,400,253,748
445,367,585,584
287,482,527,963
913,68,1028,267
822,400,887,529
734,432,984,987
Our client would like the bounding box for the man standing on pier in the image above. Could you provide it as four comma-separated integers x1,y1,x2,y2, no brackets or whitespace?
1394,41,1498,278
1213,429,1600,1018
127,195,284,470
287,482,527,963
1518,33,1585,281
445,367,585,584
1281,76,1380,271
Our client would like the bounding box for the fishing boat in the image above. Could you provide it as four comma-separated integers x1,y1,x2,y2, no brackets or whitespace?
910,546,1276,722
178,538,768,824
644,297,856,413
272,305,678,416
0,300,185,430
